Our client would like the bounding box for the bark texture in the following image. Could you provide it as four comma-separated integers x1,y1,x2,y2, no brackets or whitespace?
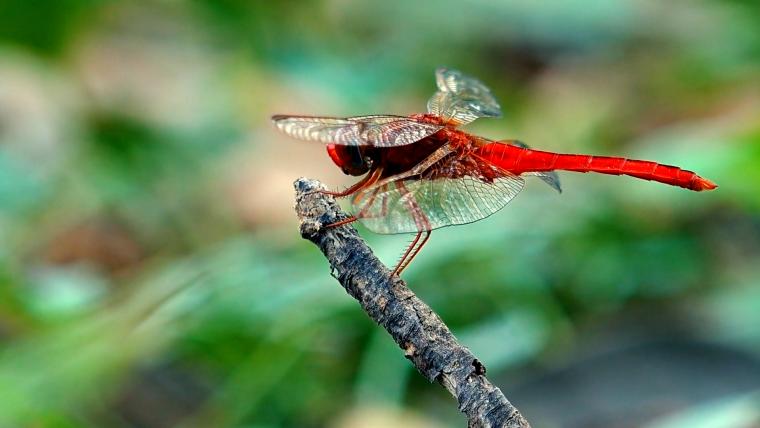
294,178,531,428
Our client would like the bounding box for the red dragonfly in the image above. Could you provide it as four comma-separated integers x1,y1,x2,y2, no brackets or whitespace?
273,68,717,275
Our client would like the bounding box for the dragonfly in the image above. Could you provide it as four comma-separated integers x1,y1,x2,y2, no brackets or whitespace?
273,68,717,276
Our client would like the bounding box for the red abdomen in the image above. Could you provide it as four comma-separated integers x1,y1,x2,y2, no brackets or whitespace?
477,143,717,191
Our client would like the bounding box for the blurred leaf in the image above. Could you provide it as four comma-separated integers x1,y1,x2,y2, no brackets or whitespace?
0,0,107,55
645,390,760,428
354,330,411,408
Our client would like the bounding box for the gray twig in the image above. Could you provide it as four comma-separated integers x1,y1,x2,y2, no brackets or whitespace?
294,178,531,428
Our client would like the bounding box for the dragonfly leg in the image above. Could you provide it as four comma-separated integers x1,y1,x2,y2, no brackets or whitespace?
324,215,358,229
321,167,382,198
392,180,432,276
323,184,383,230
324,178,384,229
392,230,431,276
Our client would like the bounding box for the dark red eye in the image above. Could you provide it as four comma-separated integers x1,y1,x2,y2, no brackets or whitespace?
326,144,370,176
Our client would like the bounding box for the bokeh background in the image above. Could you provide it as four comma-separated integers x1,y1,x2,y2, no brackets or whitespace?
1,1,759,427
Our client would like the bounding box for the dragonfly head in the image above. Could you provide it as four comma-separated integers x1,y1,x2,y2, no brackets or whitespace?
326,144,372,176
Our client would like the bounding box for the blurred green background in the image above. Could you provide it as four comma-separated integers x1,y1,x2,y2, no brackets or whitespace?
0,1,759,427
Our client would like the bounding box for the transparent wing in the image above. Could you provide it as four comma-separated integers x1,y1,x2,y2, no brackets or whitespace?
272,114,442,147
351,154,524,234
506,140,562,193
427,68,502,126
525,171,562,193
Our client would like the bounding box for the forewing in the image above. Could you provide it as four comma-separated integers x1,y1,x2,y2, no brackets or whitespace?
427,68,502,126
351,155,524,234
272,115,357,144
272,114,441,147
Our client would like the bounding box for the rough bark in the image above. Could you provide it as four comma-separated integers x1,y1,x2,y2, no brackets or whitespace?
294,177,531,428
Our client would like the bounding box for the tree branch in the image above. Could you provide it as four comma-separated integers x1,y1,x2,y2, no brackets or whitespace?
294,178,531,428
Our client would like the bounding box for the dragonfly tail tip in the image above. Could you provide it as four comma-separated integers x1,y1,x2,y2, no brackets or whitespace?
693,177,718,191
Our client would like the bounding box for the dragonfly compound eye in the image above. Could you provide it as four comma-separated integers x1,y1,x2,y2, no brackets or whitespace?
326,144,371,176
